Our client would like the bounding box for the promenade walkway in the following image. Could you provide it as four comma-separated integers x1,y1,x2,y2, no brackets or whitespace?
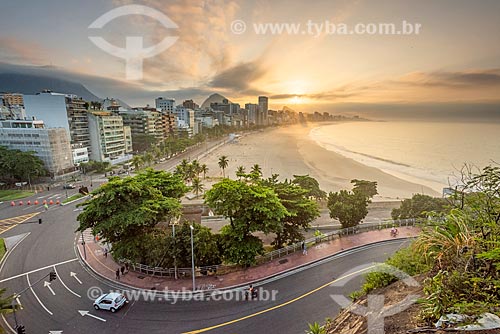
77,226,420,292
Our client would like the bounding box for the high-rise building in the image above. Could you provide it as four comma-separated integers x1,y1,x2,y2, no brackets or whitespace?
182,99,199,110
155,97,175,112
1,93,24,107
245,103,259,125
0,119,73,176
258,96,268,126
119,109,164,141
23,91,92,156
87,111,132,164
161,111,176,138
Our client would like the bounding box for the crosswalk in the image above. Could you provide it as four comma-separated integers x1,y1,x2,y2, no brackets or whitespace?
0,212,41,235
81,229,96,243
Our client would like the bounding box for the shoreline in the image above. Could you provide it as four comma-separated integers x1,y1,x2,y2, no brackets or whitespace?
308,122,447,193
198,124,440,200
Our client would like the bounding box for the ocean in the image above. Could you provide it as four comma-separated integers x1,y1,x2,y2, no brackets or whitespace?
309,121,500,193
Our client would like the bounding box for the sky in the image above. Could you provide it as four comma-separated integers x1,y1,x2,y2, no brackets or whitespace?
1,0,500,117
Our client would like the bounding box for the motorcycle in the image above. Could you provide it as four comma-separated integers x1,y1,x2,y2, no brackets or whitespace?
245,288,258,301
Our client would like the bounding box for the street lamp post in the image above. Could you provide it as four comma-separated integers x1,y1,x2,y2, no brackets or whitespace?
169,216,180,279
190,224,195,291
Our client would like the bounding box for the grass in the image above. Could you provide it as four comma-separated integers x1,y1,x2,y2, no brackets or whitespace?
0,239,6,261
0,190,35,201
62,193,84,204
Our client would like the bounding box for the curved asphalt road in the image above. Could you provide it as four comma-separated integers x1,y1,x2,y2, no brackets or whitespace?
0,193,410,334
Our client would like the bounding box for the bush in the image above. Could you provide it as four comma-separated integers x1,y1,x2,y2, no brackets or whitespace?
350,243,431,300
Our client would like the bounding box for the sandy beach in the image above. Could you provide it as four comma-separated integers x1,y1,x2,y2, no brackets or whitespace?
198,124,440,200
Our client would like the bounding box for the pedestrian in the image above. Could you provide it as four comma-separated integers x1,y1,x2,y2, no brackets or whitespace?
116,269,120,280
104,248,108,258
125,263,129,273
44,203,49,211
302,241,307,255
120,266,125,275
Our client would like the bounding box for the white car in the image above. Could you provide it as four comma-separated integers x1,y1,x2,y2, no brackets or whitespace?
93,293,127,313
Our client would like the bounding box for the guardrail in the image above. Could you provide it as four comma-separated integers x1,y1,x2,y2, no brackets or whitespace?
120,218,420,278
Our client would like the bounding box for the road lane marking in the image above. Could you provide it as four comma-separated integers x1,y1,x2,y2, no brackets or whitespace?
0,258,78,283
44,281,56,295
55,267,81,298
0,212,40,235
16,297,23,310
0,232,30,274
183,265,377,334
70,271,83,285
27,274,53,315
78,310,106,322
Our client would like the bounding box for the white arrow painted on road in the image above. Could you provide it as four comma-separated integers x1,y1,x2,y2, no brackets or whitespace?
78,310,106,322
49,331,63,334
70,272,82,284
44,281,55,295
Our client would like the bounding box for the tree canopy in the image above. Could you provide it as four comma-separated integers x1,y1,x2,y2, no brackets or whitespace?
327,179,378,228
77,169,188,263
292,174,327,200
391,194,449,220
0,146,46,182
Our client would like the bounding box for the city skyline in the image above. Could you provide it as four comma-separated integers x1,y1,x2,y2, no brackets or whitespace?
1,0,500,119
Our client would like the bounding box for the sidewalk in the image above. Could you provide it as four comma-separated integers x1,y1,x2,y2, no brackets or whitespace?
77,226,420,292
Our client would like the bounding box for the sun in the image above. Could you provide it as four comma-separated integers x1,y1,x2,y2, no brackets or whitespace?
291,96,302,104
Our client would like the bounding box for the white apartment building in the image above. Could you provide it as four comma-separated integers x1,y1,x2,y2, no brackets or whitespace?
0,119,74,176
87,111,132,164
155,97,175,112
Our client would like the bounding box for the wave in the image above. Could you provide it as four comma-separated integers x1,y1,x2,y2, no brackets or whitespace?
309,126,447,192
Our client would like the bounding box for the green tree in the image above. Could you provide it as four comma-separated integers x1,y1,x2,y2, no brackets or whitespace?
200,164,209,179
250,164,262,178
292,175,327,200
173,222,222,267
327,179,377,228
0,147,46,182
191,160,201,178
205,178,288,266
263,179,320,248
77,169,188,263
0,288,19,332
236,166,246,180
132,134,157,153
131,155,144,171
351,179,378,200
327,190,369,228
218,155,229,178
391,194,449,220
191,177,204,197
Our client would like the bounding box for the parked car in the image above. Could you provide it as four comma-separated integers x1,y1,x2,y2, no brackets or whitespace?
93,293,127,313
62,184,76,189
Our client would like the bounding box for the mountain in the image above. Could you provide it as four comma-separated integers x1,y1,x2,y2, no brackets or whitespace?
201,93,231,109
0,72,101,101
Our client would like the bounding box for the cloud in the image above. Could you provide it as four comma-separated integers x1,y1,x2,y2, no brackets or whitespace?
111,0,241,86
398,69,500,88
0,38,48,65
208,60,267,91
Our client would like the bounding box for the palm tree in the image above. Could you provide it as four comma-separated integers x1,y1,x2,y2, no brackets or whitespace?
218,155,229,178
236,166,246,180
201,164,209,179
131,155,143,171
0,288,19,333
250,164,262,177
142,152,154,167
191,160,201,178
191,178,204,197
